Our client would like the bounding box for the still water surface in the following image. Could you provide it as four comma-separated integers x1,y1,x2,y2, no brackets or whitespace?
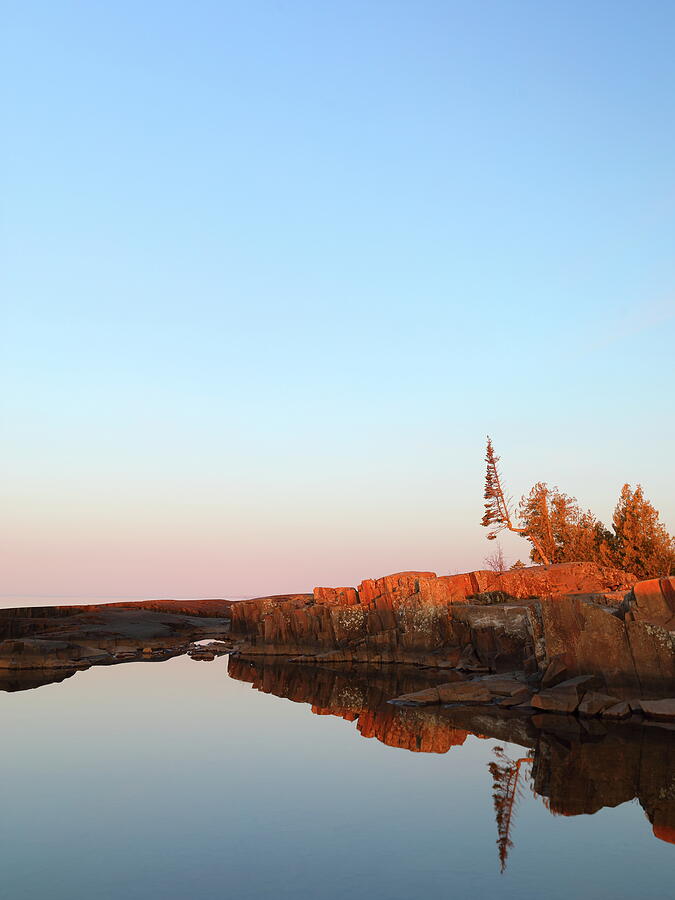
0,653,672,899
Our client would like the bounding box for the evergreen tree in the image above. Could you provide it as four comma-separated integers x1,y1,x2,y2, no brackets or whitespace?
519,483,613,565
518,483,556,564
611,484,675,578
481,438,550,564
480,441,674,576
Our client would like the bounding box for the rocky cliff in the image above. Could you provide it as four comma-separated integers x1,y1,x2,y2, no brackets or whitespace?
229,563,675,696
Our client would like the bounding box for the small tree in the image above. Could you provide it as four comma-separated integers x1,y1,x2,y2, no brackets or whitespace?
481,437,551,564
484,544,507,574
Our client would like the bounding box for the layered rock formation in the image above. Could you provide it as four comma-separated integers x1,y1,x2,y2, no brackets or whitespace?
530,586,675,693
229,564,675,697
2,565,672,703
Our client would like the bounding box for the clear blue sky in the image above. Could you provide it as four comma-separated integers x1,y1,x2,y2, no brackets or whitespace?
2,1,674,597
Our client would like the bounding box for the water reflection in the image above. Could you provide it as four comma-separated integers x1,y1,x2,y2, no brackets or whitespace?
227,657,675,863
0,625,672,872
489,747,533,872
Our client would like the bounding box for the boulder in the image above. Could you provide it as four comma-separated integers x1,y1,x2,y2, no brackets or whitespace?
578,692,621,717
531,675,600,714
358,572,436,609
542,655,568,688
201,641,232,655
552,675,602,697
499,687,531,707
313,586,359,606
640,698,675,721
531,688,581,714
601,701,631,719
474,676,528,696
622,577,675,630
392,679,501,706
391,687,441,706
436,682,493,704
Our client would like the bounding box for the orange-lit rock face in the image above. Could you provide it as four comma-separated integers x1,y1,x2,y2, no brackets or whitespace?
312,587,359,606
311,563,637,613
228,563,641,676
530,593,675,693
228,594,313,636
491,562,636,599
624,577,675,630
357,572,437,608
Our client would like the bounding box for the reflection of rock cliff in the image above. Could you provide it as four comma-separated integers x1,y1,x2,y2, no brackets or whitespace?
0,667,80,693
532,723,675,845
229,657,472,753
229,658,675,850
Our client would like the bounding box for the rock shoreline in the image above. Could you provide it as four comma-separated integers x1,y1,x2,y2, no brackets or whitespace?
0,561,673,720
225,562,675,724
228,563,675,693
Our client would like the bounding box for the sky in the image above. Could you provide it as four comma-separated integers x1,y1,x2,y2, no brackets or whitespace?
2,1,674,599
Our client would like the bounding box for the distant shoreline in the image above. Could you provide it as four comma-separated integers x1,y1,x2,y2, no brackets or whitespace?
0,595,250,610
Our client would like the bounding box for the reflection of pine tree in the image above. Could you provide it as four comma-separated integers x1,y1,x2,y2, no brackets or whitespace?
489,746,533,872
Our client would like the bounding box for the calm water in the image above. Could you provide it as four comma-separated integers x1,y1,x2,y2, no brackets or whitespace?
0,653,672,899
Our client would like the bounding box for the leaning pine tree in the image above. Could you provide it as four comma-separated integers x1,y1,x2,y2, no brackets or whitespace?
481,437,551,565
